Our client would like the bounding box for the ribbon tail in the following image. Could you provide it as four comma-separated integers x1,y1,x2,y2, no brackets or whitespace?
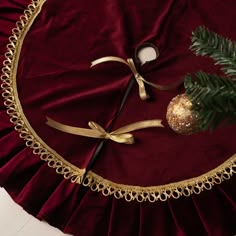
136,76,150,100
113,119,164,134
142,78,184,91
46,117,103,138
91,56,129,67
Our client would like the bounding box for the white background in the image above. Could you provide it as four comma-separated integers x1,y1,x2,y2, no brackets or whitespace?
0,188,72,236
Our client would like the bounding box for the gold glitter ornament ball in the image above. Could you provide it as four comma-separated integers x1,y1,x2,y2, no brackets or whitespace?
166,94,199,135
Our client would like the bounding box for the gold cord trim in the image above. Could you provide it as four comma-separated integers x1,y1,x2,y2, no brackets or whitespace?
0,0,85,184
83,155,236,202
1,0,236,202
46,117,163,144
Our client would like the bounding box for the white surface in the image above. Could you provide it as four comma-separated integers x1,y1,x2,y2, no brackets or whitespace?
0,188,73,236
137,46,158,64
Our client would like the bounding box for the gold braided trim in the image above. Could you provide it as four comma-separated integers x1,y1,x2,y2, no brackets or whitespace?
83,155,236,202
0,0,85,184
1,0,236,202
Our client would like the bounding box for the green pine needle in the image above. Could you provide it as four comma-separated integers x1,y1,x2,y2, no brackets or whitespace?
191,26,236,77
185,72,236,131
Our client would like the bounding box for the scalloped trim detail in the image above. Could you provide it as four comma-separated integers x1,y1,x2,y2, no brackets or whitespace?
83,156,236,202
1,0,85,184
1,0,236,203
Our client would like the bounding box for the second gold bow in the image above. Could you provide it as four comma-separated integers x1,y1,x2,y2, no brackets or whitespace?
46,117,163,144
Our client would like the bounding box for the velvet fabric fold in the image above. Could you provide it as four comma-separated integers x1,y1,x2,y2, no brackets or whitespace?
0,0,236,236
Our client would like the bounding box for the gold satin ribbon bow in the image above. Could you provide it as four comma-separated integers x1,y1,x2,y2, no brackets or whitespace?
91,56,151,100
91,56,183,100
46,117,163,144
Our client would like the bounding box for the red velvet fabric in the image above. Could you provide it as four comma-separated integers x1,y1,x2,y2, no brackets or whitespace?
0,0,236,236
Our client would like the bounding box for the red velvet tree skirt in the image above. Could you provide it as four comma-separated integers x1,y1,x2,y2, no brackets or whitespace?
0,0,236,235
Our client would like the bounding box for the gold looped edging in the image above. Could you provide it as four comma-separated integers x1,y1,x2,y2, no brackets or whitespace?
0,0,85,184
84,161,236,202
1,0,236,202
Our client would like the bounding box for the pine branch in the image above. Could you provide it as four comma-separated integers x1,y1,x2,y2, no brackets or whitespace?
190,26,236,77
184,71,236,131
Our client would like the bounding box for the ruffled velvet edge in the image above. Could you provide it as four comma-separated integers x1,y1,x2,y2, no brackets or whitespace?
0,130,236,235
0,1,236,235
